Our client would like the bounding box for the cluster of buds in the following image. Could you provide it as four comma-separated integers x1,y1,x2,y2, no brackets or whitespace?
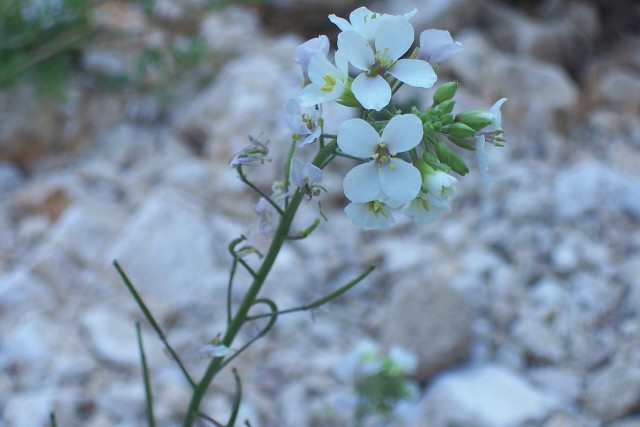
281,7,507,230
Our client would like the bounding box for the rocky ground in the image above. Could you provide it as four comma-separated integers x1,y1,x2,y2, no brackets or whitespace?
1,0,640,426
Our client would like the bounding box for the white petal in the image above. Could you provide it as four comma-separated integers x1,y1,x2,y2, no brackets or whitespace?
389,59,437,88
338,31,375,71
475,135,491,184
282,100,308,135
337,118,379,158
294,35,330,76
349,7,380,40
419,29,463,63
381,114,423,153
299,126,321,147
343,162,381,203
307,54,336,85
328,14,353,33
345,202,395,230
487,98,507,132
379,159,421,203
375,17,413,62
290,158,305,187
352,74,391,111
303,162,323,185
299,83,334,107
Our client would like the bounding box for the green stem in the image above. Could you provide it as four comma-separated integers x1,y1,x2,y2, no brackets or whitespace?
181,141,337,427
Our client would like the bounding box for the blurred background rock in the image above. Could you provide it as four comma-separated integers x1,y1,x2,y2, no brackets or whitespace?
1,0,639,426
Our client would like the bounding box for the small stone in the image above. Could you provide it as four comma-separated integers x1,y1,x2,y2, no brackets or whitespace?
584,360,640,421
424,365,558,427
513,316,565,364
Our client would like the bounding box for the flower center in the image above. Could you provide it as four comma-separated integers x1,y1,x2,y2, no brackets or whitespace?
321,75,337,92
373,143,396,169
366,200,389,217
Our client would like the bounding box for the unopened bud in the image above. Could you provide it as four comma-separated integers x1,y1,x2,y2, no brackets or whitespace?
433,81,458,105
455,110,493,130
447,122,476,139
414,159,436,178
435,141,469,175
438,99,455,114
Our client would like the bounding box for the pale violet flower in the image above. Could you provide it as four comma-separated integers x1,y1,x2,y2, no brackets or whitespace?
255,197,277,235
290,159,323,197
424,170,457,199
283,99,322,146
299,51,350,107
229,136,270,168
198,344,230,358
345,199,396,230
338,17,436,110
402,192,451,225
418,29,463,64
339,114,423,204
475,98,507,182
294,35,330,83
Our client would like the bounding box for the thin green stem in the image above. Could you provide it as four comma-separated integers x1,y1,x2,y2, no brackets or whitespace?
237,167,284,216
114,261,196,389
137,323,156,427
181,141,338,427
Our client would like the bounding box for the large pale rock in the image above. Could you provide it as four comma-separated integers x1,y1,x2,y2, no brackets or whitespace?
424,365,558,427
107,188,222,307
380,279,472,380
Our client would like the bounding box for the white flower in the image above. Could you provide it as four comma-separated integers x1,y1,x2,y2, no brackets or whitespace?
283,100,322,146
299,51,350,107
329,7,417,43
475,98,507,182
418,29,463,64
402,192,451,224
290,159,323,196
423,170,457,199
198,344,230,358
339,114,423,204
294,35,330,83
338,17,436,110
255,197,278,235
345,199,396,230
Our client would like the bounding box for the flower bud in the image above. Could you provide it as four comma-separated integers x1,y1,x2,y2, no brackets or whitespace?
421,150,438,164
435,140,469,175
455,110,493,130
447,122,477,139
413,159,435,178
337,78,362,108
433,81,458,105
438,99,455,114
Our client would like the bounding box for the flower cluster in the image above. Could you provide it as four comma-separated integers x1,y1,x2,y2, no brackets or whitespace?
280,6,507,230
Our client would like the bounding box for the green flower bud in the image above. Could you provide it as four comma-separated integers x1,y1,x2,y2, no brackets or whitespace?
421,150,438,164
433,81,458,105
435,140,469,175
438,99,455,114
455,109,493,130
447,122,477,139
414,159,436,178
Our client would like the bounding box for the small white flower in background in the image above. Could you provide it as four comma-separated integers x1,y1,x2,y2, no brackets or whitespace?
338,17,436,110
299,51,350,107
339,114,423,204
198,344,230,359
345,199,397,230
423,170,457,200
290,158,323,197
283,100,323,147
294,35,330,83
418,29,463,64
401,192,451,225
229,136,270,168
329,7,417,43
388,346,418,375
475,98,507,182
255,197,278,235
